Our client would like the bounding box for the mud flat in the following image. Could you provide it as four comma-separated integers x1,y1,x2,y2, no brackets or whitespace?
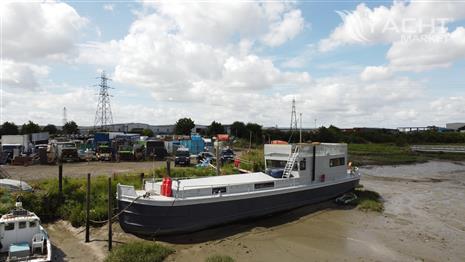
46,161,465,261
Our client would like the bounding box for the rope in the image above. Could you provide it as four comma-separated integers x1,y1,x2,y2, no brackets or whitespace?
89,195,143,224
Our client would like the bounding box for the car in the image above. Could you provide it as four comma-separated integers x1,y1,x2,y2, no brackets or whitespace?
220,148,235,163
174,148,190,167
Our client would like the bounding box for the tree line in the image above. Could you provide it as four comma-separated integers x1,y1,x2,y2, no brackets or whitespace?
3,118,465,145
0,121,79,136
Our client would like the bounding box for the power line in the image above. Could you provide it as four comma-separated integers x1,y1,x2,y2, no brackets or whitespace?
94,71,114,130
289,98,298,142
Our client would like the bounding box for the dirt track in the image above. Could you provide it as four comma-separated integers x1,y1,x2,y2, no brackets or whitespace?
2,161,165,181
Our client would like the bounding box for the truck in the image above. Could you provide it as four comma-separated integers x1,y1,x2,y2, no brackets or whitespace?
94,133,110,150
96,143,112,161
56,142,79,162
145,140,168,160
1,135,30,163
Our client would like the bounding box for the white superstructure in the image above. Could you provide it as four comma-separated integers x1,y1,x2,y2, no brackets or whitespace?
0,202,52,262
119,143,359,204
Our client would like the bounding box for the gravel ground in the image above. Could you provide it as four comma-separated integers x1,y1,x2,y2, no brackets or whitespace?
1,161,166,181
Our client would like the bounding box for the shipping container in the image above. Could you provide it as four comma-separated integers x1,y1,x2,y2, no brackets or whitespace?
179,135,205,155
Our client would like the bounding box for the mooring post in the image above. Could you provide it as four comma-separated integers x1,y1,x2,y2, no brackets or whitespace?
140,172,144,186
166,159,171,177
85,173,90,243
108,177,112,251
58,163,63,197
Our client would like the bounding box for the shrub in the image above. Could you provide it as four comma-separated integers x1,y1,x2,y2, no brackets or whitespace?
354,188,384,212
105,241,174,262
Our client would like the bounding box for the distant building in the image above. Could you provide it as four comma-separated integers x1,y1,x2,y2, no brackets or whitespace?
446,123,465,131
342,127,399,134
262,126,317,133
398,126,452,133
87,123,210,136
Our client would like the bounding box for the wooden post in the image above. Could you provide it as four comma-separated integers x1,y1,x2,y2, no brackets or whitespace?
108,177,112,251
166,160,171,177
58,164,63,196
216,139,220,176
140,172,144,187
85,173,90,243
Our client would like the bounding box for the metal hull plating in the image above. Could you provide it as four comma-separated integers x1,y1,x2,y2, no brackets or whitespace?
118,179,359,236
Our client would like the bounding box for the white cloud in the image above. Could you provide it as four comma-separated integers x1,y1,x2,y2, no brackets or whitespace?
320,1,465,73
2,87,96,125
141,1,304,47
360,66,392,81
262,9,305,47
2,1,87,61
1,60,49,89
387,27,465,72
430,96,465,120
0,0,86,97
77,2,311,102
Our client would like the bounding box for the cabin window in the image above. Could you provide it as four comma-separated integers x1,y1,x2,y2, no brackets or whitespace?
19,221,27,229
299,159,306,170
254,182,274,189
212,187,227,194
266,160,287,169
5,223,14,231
330,157,345,167
29,221,37,228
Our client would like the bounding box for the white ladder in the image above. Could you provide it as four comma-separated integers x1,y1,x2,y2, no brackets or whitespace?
283,146,300,178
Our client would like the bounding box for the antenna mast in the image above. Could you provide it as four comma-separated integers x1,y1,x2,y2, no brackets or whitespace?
63,107,67,126
94,71,114,130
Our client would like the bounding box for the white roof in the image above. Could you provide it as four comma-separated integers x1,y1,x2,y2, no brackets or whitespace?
177,172,275,188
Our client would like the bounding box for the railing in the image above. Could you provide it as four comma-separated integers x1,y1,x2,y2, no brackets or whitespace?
411,145,465,153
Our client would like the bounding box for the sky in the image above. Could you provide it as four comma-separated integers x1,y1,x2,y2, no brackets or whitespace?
1,0,465,128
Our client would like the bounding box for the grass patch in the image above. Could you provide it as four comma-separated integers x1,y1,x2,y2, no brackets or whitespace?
105,241,174,262
0,165,220,227
348,143,427,166
238,149,265,172
353,187,384,212
0,174,143,226
348,143,465,166
205,254,235,262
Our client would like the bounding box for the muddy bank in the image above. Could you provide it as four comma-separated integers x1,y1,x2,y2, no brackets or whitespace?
46,160,465,261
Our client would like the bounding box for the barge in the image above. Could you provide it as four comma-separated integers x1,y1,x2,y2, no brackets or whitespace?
117,143,360,235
